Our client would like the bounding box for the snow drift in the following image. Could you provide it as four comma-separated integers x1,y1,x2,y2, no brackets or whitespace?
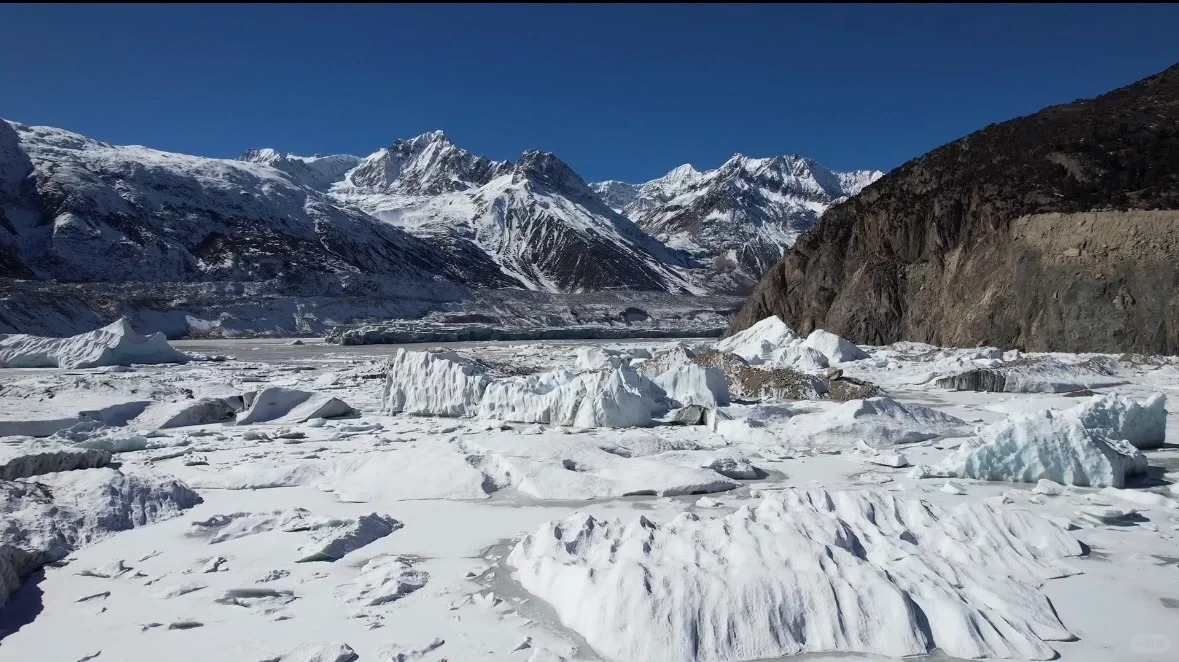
0,318,190,369
508,488,1083,662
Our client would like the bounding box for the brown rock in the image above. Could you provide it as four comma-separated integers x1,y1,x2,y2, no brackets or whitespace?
730,63,1179,354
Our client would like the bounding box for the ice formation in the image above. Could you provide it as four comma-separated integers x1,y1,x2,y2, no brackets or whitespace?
942,395,1151,487
335,555,428,606
296,513,403,562
0,318,190,369
1,468,201,606
478,365,665,428
238,387,355,425
508,488,1083,661
1076,392,1167,449
753,344,830,371
0,441,111,479
801,328,870,363
713,315,800,361
574,346,625,371
781,397,966,449
382,349,493,417
653,364,730,408
275,643,359,662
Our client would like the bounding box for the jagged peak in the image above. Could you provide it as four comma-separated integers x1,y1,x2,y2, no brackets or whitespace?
239,147,280,162
512,150,592,195
393,130,452,150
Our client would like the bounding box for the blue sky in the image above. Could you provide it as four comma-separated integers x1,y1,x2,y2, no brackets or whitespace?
2,4,1176,182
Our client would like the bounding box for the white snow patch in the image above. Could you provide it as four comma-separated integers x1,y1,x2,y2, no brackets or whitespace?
802,328,870,363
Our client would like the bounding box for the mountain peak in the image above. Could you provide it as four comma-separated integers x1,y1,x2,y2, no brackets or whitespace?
395,130,451,149
239,147,280,163
513,150,592,196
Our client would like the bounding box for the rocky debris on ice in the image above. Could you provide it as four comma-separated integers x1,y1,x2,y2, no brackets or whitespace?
941,394,1152,487
508,488,1083,662
1076,392,1166,449
0,441,111,479
296,513,403,562
382,349,493,417
802,329,871,363
692,350,823,400
1,467,201,607
713,315,801,360
653,364,730,408
0,318,189,369
237,387,355,425
667,405,708,425
691,349,881,402
478,364,666,428
783,397,967,449
934,356,1126,393
335,555,428,606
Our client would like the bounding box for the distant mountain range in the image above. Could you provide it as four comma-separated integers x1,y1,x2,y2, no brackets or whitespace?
0,118,880,298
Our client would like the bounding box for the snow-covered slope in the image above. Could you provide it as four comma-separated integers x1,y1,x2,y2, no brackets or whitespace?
593,156,883,292
0,120,462,292
339,143,701,293
238,149,361,191
1,117,881,328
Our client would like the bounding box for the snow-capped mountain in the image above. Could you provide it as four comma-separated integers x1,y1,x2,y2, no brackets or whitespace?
338,143,699,293
592,157,882,292
335,130,511,196
2,117,881,301
0,120,462,293
238,148,361,191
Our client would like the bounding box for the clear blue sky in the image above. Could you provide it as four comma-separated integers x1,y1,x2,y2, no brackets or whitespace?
2,4,1177,182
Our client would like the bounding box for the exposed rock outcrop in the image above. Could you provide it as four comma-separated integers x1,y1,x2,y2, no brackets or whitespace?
731,64,1179,354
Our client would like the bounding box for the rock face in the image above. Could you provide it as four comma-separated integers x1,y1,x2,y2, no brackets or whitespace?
731,64,1179,354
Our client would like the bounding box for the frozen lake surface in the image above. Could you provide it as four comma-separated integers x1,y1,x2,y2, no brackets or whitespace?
2,328,1178,661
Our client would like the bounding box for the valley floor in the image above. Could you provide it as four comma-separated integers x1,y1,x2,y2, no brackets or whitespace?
1,338,1177,662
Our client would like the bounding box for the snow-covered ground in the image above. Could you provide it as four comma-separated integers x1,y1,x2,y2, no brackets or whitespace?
1,328,1177,662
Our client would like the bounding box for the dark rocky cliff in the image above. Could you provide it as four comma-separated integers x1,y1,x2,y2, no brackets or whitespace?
730,63,1179,354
